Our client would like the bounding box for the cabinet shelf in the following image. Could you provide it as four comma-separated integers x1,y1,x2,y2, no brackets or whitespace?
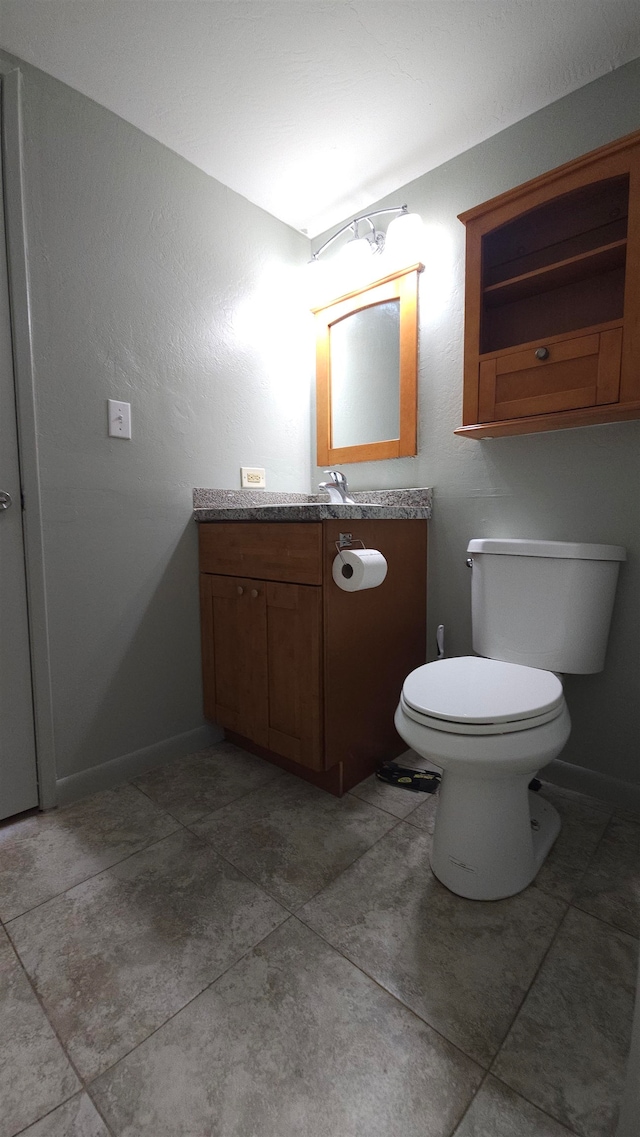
482,240,627,309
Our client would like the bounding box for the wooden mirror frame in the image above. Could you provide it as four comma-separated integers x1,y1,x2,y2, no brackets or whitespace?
313,263,424,465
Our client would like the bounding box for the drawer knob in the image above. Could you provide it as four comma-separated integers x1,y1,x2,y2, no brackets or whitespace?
237,586,244,596
250,589,259,599
535,347,550,361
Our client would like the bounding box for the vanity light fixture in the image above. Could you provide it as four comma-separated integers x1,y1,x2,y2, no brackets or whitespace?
307,206,424,306
310,205,413,264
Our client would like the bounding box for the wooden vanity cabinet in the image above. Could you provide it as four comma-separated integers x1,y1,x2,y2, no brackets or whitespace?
199,519,427,795
456,129,640,438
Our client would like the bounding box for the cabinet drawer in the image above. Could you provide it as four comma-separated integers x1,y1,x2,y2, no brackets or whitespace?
199,522,322,585
478,327,622,422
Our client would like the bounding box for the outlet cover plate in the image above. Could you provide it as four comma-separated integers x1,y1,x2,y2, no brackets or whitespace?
241,467,266,488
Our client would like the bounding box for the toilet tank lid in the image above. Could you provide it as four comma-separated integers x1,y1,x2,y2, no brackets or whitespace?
467,538,626,561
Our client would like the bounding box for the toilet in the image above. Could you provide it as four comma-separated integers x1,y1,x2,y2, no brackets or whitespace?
394,538,626,901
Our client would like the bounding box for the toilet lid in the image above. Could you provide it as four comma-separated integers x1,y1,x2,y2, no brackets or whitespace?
402,657,564,726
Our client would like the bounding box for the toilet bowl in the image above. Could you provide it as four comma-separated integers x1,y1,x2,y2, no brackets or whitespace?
395,538,625,901
395,656,570,899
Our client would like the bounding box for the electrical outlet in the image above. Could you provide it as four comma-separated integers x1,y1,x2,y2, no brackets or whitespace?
241,467,266,489
107,399,132,439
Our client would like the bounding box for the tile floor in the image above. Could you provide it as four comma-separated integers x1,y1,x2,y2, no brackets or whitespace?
1,739,638,1137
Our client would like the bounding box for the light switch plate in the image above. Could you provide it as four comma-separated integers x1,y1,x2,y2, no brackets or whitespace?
241,467,266,488
108,399,132,439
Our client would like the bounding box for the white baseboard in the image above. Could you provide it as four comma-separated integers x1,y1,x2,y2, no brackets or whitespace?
55,724,224,806
545,758,640,813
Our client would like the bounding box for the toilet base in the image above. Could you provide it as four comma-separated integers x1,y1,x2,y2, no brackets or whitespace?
430,775,561,901
529,792,562,875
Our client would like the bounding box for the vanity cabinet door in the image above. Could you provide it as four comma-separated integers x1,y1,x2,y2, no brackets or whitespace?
201,573,323,768
266,582,323,771
206,574,269,748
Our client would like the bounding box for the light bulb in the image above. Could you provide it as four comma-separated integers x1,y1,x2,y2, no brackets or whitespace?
339,236,375,268
383,212,425,268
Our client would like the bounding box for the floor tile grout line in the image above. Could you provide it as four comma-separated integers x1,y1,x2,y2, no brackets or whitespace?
82,844,636,1121
496,1075,583,1137
4,761,633,1133
293,817,633,1129
82,912,297,1088
9,1090,118,1137
184,803,411,917
615,810,640,826
4,825,296,1093
131,764,285,828
181,812,410,919
541,782,615,815
83,1084,118,1137
564,811,618,903
9,902,294,1101
486,901,571,1074
451,1071,578,1137
557,808,640,940
0,760,286,921
285,815,411,914
567,896,640,942
129,778,192,826
7,884,622,1137
2,822,192,927
77,904,482,1095
82,896,587,1137
9,1091,101,1137
346,785,426,822
61,906,295,1094
443,1070,492,1137
483,899,601,1137
40,814,472,1094
181,822,302,913
3,924,93,1127
292,908,490,1075
527,802,635,936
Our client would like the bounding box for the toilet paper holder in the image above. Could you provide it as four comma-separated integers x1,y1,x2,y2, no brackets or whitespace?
335,533,366,559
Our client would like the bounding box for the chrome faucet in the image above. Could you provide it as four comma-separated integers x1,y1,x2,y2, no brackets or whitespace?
318,469,355,505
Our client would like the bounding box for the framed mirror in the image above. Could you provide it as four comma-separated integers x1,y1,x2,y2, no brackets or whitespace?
313,263,423,465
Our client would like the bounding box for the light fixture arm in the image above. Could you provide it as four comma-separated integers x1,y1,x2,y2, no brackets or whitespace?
311,205,408,261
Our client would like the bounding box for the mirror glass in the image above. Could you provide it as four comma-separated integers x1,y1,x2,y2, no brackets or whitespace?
314,264,422,465
330,300,400,448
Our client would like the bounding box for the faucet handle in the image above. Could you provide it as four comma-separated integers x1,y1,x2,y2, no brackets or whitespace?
325,469,347,486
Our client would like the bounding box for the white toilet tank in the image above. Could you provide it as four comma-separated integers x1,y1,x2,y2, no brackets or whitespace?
468,538,626,674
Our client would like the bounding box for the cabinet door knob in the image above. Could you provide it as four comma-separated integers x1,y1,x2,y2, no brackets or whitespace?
237,585,244,596
535,346,550,361
250,589,259,598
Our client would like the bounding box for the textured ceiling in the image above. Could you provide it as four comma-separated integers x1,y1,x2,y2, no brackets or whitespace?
1,1,639,236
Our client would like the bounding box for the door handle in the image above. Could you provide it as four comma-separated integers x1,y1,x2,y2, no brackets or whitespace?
0,492,12,510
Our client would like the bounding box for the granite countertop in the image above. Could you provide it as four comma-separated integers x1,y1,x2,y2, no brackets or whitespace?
193,487,432,522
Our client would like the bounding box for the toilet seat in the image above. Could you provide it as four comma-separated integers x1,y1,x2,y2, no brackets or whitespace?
401,656,564,736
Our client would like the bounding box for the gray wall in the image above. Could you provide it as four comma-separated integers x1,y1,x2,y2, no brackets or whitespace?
0,52,312,791
314,58,640,789
4,47,639,797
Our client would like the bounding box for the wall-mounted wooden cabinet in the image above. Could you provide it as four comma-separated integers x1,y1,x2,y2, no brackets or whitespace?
199,519,427,795
456,129,640,438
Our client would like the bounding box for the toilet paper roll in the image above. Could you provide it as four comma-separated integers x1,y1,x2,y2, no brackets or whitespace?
332,548,388,592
